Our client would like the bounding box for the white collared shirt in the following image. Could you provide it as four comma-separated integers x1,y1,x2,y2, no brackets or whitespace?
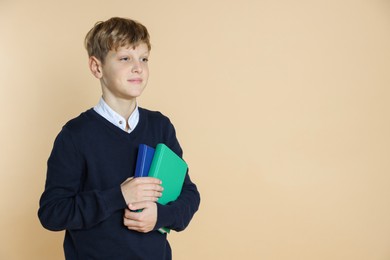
93,97,140,133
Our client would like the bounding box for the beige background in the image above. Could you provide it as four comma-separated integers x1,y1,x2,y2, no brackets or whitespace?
1,0,390,259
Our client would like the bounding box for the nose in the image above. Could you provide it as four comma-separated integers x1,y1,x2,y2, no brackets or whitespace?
131,61,143,74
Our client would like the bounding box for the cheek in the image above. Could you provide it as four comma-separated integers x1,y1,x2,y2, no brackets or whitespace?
143,67,149,79
141,63,149,72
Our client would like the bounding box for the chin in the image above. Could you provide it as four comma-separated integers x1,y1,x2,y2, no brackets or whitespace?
123,88,145,98
124,92,144,99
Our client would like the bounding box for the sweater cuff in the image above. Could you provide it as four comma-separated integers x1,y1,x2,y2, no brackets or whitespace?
154,203,174,230
101,186,128,213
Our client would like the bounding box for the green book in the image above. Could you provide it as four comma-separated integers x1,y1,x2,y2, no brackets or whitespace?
148,143,188,234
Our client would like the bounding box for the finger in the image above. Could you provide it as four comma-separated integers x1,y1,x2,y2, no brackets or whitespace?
124,206,146,220
124,208,135,218
145,196,159,202
129,201,153,211
124,218,149,233
134,177,162,184
142,190,163,198
133,189,162,203
142,183,164,192
124,211,141,221
123,217,141,228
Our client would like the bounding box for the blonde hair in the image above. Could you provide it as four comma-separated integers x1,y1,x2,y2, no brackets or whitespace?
85,17,151,63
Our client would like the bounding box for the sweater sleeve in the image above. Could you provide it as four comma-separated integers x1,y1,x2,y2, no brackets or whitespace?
153,119,201,232
38,127,127,231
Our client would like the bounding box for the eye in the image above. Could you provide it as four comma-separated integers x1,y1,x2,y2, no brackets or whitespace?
141,57,149,63
120,57,130,62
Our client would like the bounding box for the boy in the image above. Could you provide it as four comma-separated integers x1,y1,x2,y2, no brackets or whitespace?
38,17,200,260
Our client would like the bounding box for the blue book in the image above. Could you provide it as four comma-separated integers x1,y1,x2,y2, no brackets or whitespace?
134,144,155,177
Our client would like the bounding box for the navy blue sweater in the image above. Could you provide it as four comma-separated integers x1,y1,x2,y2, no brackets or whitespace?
38,108,200,260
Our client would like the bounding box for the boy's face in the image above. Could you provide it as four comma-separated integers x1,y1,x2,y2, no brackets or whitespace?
93,43,150,102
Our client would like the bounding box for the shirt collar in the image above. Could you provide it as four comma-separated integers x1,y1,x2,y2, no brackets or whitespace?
93,97,140,133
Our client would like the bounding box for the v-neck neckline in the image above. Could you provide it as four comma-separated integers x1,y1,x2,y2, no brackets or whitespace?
87,108,146,141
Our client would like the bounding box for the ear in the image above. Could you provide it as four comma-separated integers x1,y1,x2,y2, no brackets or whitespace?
88,56,103,79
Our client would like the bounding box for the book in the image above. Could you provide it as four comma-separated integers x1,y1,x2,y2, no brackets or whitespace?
134,144,155,177
148,143,188,233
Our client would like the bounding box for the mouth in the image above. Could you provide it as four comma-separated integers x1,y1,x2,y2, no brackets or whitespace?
128,78,143,84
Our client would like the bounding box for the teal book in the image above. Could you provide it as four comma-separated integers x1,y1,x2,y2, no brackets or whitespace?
148,143,188,234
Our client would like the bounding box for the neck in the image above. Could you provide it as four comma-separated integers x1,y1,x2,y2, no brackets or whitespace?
102,95,137,121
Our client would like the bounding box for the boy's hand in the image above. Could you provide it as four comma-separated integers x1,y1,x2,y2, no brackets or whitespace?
120,177,163,205
123,202,157,233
